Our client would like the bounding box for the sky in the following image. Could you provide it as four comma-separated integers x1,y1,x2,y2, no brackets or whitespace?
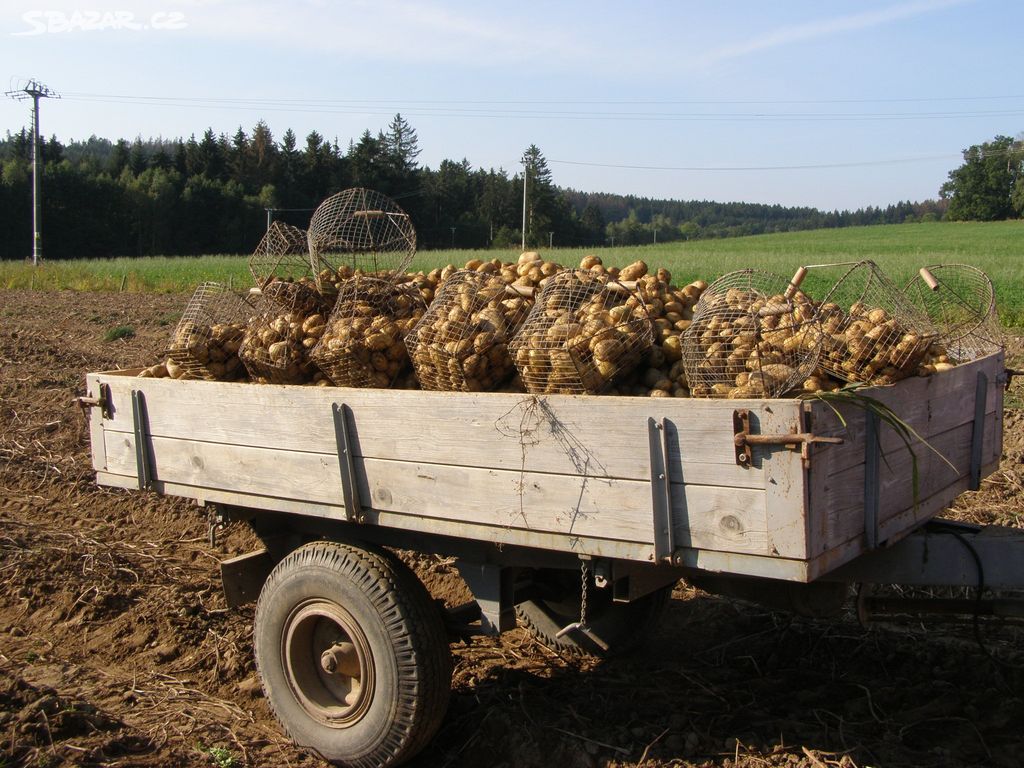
2,0,1023,211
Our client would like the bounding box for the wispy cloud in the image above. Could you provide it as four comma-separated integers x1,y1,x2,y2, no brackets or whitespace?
173,0,593,66
696,0,974,68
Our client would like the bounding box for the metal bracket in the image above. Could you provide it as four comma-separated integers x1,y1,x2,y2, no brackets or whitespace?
130,389,153,491
864,411,881,550
332,403,364,523
969,370,988,491
454,562,515,635
648,417,675,563
77,382,112,419
733,408,843,467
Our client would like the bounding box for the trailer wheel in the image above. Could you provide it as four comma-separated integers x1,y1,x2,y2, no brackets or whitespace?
254,541,451,768
516,571,673,658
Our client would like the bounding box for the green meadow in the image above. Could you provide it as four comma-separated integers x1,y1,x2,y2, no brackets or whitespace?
3,221,1022,325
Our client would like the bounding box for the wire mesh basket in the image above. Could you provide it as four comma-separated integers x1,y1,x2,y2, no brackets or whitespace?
405,270,533,392
165,282,253,381
307,188,416,283
249,221,315,290
310,277,426,388
510,270,653,395
238,288,330,385
903,264,1002,363
813,260,938,384
681,269,823,398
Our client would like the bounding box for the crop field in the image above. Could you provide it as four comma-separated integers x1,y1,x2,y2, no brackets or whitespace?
2,220,1023,323
2,220,1024,767
0,288,1023,768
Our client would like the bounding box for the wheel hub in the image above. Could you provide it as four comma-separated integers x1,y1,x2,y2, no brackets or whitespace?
282,600,375,727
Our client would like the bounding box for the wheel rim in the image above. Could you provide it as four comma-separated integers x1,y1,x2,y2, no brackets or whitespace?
282,599,375,727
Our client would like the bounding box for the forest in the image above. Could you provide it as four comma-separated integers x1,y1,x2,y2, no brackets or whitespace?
3,115,1014,260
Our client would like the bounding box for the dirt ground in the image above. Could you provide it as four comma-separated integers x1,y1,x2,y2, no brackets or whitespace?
1,288,1023,768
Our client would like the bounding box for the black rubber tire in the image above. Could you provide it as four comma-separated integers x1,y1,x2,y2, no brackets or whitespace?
516,573,673,658
254,540,452,768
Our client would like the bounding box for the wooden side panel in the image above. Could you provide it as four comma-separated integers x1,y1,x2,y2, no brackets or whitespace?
103,432,771,554
95,376,791,490
806,352,1003,560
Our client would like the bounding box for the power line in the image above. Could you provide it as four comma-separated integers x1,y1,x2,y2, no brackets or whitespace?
52,93,1024,123
60,90,1024,106
549,146,1023,173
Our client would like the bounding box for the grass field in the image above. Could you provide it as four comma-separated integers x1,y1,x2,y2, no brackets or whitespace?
3,220,1022,324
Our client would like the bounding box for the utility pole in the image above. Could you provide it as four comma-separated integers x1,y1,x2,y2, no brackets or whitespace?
450,226,456,248
520,159,528,251
653,228,657,245
548,231,553,248
5,79,59,266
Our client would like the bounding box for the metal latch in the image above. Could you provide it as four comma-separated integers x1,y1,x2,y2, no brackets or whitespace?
733,408,843,467
76,383,112,419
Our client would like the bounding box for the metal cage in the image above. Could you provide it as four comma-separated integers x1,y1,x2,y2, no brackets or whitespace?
307,188,416,283
510,270,653,395
812,260,938,384
238,288,331,385
681,269,823,398
311,277,426,388
904,264,1002,363
165,282,252,381
405,270,532,392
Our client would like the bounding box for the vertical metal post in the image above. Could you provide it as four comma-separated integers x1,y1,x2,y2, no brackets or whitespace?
864,411,881,550
970,371,989,491
521,160,528,251
31,93,41,266
648,417,675,562
5,80,58,266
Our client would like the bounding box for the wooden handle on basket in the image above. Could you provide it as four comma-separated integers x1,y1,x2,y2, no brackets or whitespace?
505,284,535,298
784,267,808,300
919,267,940,291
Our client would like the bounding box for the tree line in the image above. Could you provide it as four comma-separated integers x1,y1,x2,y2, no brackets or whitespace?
1,115,1012,261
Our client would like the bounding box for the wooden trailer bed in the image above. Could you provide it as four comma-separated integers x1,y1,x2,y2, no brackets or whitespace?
85,351,1003,583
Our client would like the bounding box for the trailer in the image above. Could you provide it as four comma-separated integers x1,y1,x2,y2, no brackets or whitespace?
80,350,1023,767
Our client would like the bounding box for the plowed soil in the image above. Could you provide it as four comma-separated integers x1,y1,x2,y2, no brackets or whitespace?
1,288,1023,768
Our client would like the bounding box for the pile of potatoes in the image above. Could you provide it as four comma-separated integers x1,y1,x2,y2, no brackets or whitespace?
406,270,532,392
817,301,933,384
149,253,965,395
311,278,425,388
682,284,827,399
510,269,652,395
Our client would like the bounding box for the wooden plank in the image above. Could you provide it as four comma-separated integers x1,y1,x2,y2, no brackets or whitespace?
95,374,790,490
103,433,770,554
759,403,810,560
95,470,808,581
812,411,998,554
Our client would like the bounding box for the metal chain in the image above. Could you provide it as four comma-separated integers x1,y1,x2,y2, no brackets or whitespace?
579,561,589,628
